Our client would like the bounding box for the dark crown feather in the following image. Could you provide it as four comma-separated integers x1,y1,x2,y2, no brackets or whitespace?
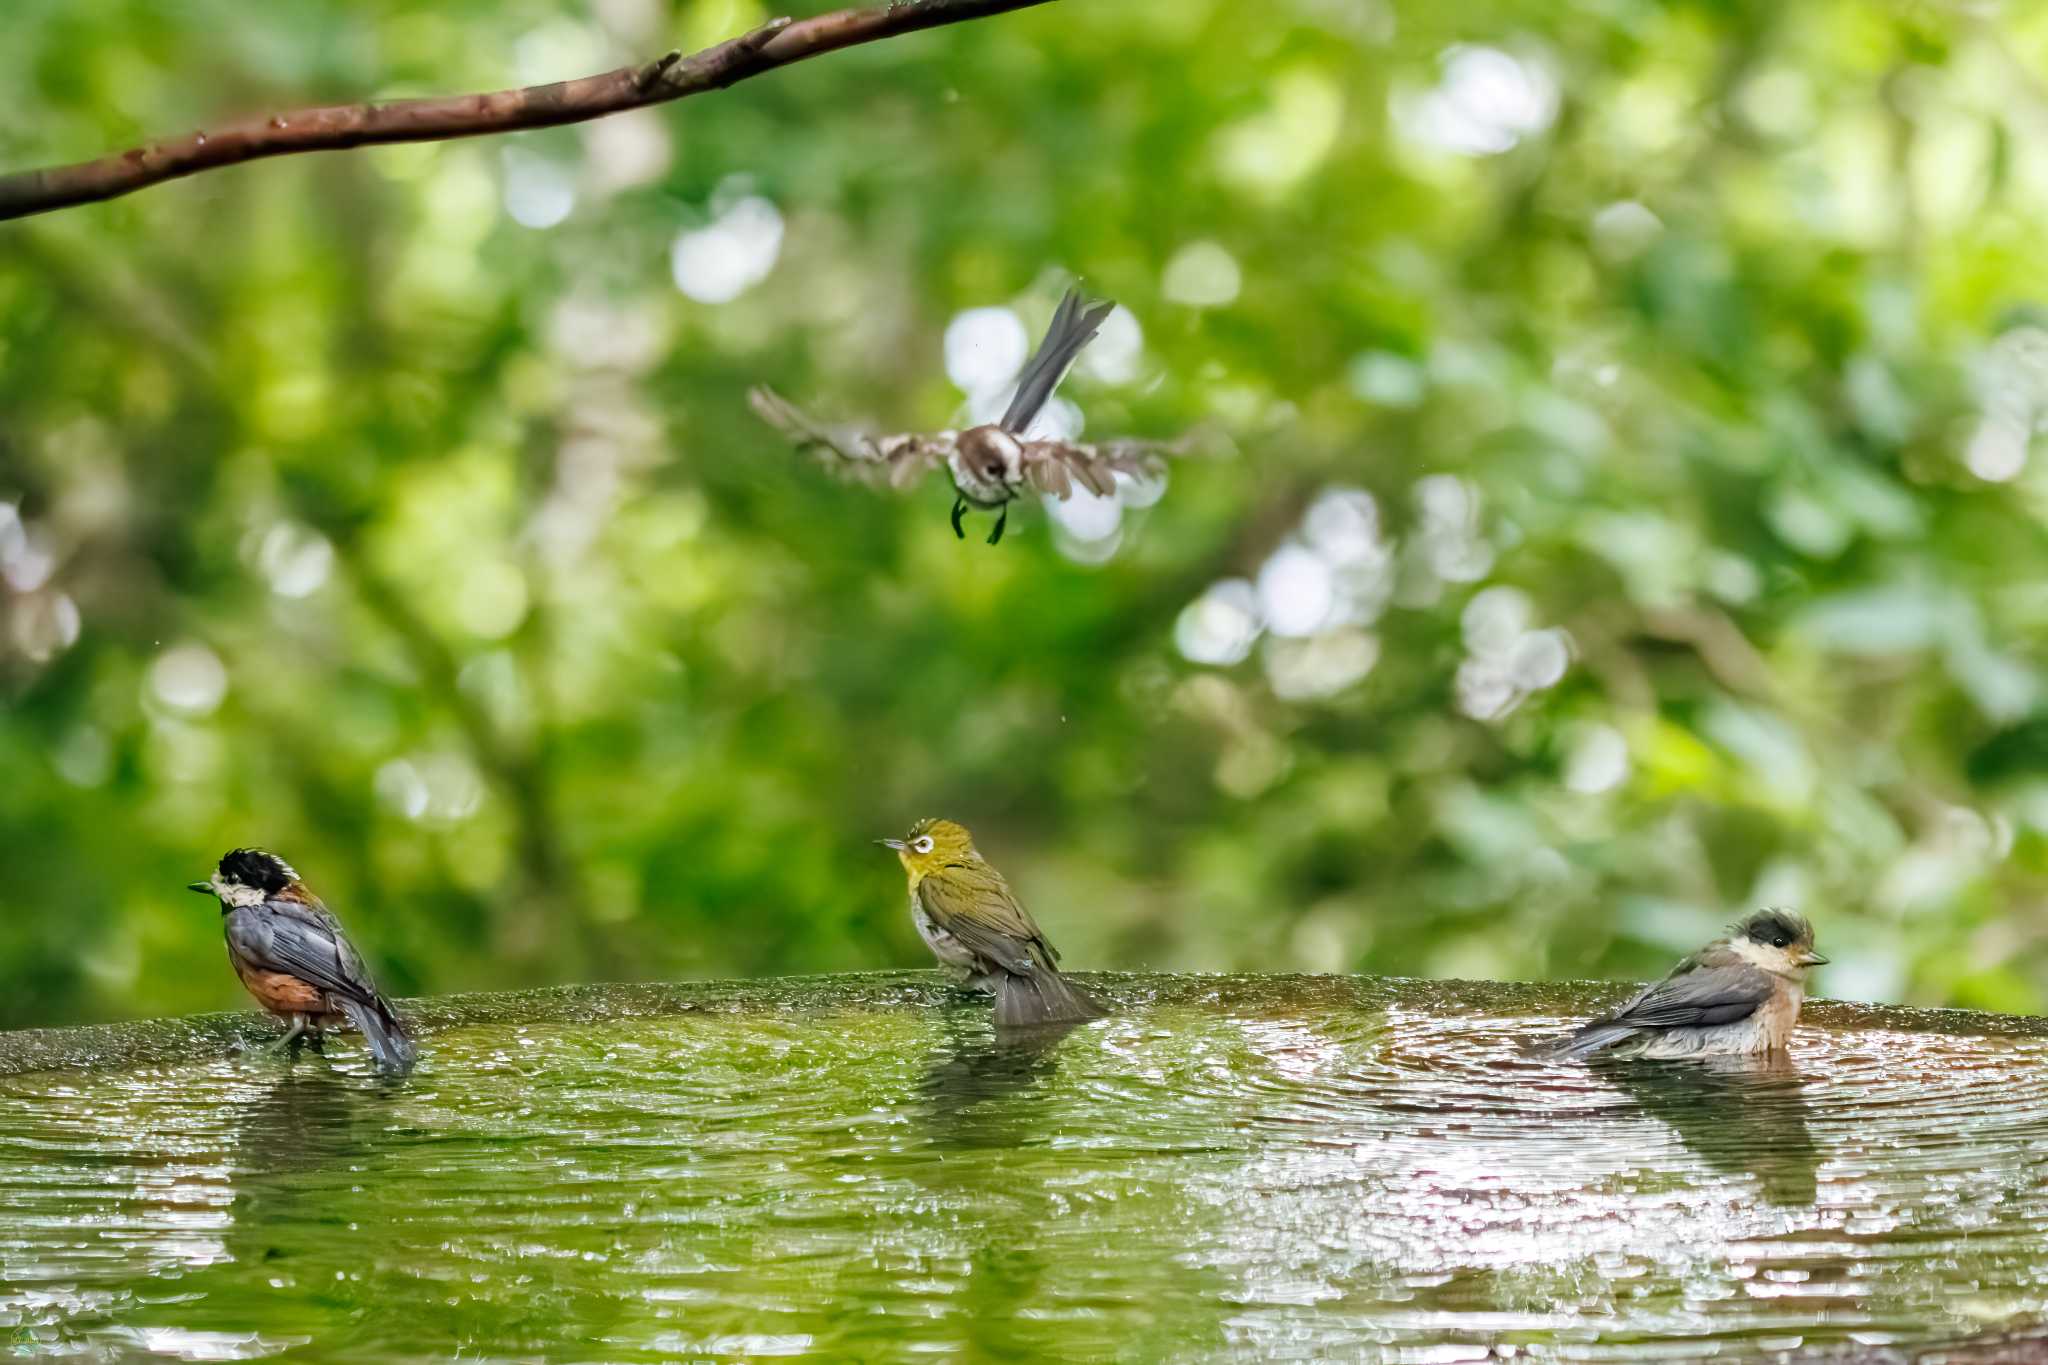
216,848,297,894
1735,907,1812,948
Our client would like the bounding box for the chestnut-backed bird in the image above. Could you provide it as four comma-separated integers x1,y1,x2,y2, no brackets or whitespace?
1542,909,1826,1060
189,848,417,1071
881,818,1103,1028
751,287,1186,544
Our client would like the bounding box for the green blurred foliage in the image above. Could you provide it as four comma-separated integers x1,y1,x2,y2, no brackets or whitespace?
5,0,2048,1028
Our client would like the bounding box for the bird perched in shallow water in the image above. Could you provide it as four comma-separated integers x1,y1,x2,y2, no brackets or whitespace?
1542,909,1827,1061
880,818,1102,1028
750,286,1187,544
188,848,416,1071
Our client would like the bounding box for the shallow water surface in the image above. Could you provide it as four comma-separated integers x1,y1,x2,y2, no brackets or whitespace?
2,973,2046,1361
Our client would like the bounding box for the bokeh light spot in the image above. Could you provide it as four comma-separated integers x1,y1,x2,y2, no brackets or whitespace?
1048,482,1122,543
1397,45,1558,156
149,643,228,716
502,147,575,229
1077,306,1144,384
1176,579,1261,665
257,523,334,598
1163,241,1242,308
454,561,531,640
944,307,1030,397
671,195,784,303
1257,543,1337,638
1565,724,1631,794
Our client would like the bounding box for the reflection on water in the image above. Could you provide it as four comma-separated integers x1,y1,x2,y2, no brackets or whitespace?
2,976,2048,1361
1596,1053,1819,1206
917,1011,1085,1145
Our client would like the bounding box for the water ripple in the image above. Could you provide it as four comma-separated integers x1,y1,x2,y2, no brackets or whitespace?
0,978,2045,1360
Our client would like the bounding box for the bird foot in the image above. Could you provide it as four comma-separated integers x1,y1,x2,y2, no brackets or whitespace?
985,506,1008,545
951,497,966,540
268,1015,313,1060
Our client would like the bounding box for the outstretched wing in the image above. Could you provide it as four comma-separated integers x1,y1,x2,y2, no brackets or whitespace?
1020,436,1187,501
1002,288,1116,435
748,386,954,489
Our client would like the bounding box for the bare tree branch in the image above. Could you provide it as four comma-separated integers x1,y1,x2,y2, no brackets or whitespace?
0,0,1053,222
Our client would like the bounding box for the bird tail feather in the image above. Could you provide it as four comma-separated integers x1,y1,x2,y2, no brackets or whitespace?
995,968,1104,1029
1001,289,1115,434
340,996,418,1071
1541,1020,1638,1060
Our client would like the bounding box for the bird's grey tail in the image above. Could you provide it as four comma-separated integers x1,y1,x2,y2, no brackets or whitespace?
1000,287,1115,435
340,996,418,1072
1538,1019,1638,1060
995,967,1104,1029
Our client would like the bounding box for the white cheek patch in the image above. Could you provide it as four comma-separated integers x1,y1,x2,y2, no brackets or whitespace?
945,450,997,502
949,428,1027,500
985,429,1024,484
1727,937,1772,967
216,880,268,907
1729,935,1803,975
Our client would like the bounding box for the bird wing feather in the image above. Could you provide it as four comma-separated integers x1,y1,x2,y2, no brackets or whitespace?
228,899,390,1011
1023,450,1074,499
748,385,952,485
915,869,1058,975
1599,958,1775,1031
1019,438,1173,502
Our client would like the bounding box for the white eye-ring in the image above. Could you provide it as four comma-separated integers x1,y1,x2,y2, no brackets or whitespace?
913,835,934,854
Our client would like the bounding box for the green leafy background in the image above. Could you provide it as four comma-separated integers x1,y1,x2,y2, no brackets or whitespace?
5,0,2048,1028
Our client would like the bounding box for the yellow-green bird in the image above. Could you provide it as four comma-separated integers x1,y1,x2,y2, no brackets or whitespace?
880,818,1103,1028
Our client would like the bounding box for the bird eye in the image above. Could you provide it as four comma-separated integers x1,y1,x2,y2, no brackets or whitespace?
913,836,933,854
1772,935,1790,948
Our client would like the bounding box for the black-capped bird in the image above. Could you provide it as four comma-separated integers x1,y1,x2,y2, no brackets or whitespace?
881,818,1103,1028
1542,909,1827,1061
751,286,1184,544
188,848,417,1071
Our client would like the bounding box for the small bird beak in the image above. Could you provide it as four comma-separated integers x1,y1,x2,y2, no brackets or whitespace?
186,881,214,895
1798,948,1829,966
877,839,905,851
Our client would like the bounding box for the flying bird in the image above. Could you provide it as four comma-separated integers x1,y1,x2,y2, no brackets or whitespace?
1540,909,1827,1061
750,287,1185,544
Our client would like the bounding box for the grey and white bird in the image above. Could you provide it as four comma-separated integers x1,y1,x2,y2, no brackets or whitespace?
750,286,1185,544
1542,909,1827,1060
188,848,417,1071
